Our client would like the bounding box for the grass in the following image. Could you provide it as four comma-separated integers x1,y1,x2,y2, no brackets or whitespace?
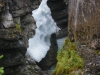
53,38,84,75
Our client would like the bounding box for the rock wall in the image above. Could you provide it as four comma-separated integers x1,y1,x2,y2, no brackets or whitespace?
47,0,68,39
0,0,61,74
0,0,41,75
68,0,100,75
36,34,58,70
36,0,68,70
2,0,99,75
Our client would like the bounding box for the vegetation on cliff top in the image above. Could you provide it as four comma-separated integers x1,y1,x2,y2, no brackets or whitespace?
53,38,84,75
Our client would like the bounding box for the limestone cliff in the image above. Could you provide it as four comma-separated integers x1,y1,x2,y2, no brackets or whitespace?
68,0,100,75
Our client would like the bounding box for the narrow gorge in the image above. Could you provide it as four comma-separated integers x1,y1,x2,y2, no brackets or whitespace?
0,0,100,75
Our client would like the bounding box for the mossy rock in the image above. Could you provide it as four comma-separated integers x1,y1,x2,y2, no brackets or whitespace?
53,38,84,75
15,23,22,34
0,28,22,41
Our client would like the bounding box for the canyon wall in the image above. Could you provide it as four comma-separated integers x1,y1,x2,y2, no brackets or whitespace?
0,0,41,75
68,0,100,75
47,0,68,39
0,0,61,74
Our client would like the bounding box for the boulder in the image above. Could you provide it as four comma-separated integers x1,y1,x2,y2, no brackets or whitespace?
37,34,58,70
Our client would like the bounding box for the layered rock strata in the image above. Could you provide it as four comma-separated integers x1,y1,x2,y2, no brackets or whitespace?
47,0,68,39
0,0,39,74
0,0,59,74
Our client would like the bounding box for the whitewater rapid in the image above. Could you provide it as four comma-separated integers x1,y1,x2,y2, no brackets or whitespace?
27,0,60,62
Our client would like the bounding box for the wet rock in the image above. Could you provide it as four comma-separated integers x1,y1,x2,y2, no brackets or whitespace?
0,29,22,41
0,49,25,67
0,40,25,50
57,27,68,39
21,14,36,48
4,53,43,75
47,0,68,38
37,34,58,70
0,0,37,75
10,0,39,17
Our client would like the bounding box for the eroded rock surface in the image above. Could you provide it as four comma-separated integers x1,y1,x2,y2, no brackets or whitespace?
0,0,60,74
47,0,68,39
68,0,100,75
0,0,39,75
37,34,58,70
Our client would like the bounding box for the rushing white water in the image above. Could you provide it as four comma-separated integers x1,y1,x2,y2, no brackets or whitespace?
27,0,60,62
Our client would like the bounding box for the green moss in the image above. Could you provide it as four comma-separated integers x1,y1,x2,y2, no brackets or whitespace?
0,55,4,75
53,38,84,75
15,23,22,33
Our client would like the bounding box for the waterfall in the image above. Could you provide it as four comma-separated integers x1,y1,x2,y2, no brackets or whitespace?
27,0,60,62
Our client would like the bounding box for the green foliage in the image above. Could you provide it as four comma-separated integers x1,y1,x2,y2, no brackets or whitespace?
15,23,22,33
53,38,84,75
0,55,4,75
0,55,3,59
0,67,4,75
